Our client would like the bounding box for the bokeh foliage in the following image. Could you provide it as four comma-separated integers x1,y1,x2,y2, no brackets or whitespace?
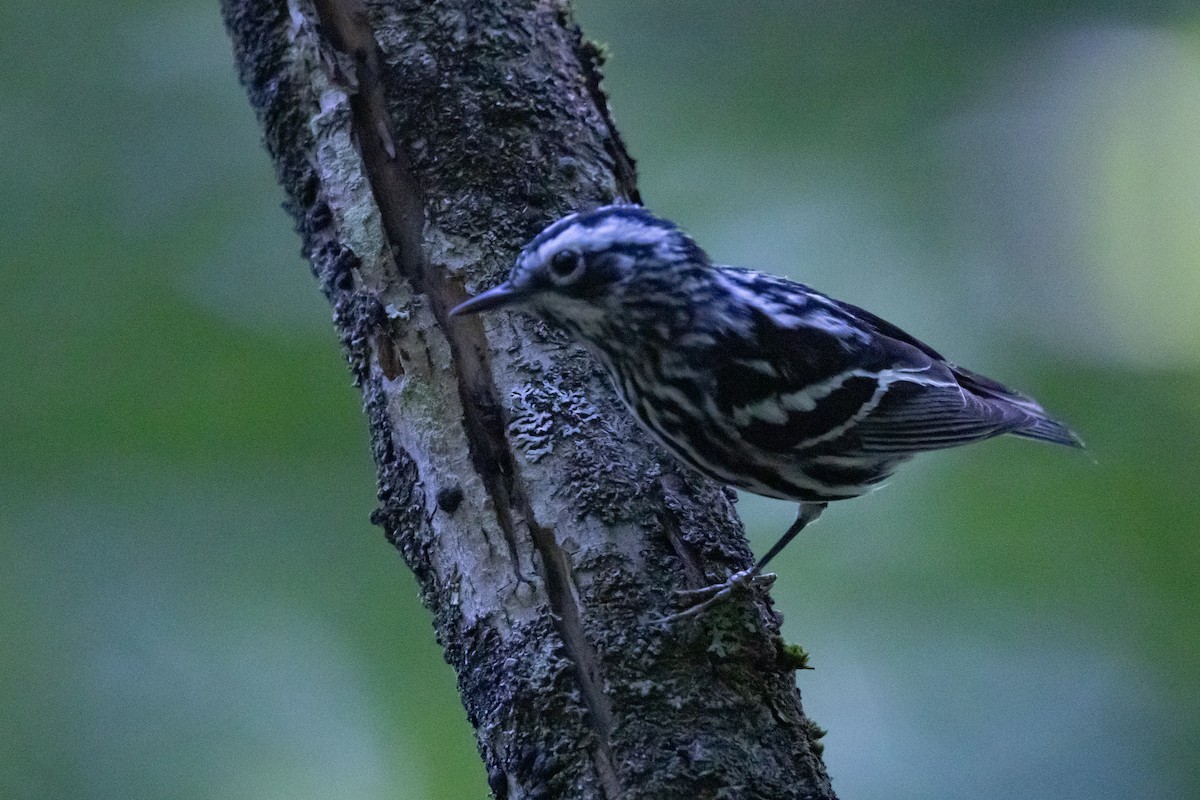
2,1,1197,798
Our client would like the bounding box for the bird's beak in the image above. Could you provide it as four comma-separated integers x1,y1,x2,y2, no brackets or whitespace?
448,282,521,317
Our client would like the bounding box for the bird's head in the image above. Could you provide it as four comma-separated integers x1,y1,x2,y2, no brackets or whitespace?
449,205,712,340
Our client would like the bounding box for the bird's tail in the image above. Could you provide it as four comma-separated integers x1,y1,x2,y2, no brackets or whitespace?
1009,416,1085,448
951,365,1085,449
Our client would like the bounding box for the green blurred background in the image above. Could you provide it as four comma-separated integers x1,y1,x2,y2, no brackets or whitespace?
3,1,1198,798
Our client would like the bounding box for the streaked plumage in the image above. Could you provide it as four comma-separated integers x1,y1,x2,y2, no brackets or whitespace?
451,205,1081,618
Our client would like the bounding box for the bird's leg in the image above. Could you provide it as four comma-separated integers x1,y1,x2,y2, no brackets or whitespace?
676,502,826,599
660,502,826,623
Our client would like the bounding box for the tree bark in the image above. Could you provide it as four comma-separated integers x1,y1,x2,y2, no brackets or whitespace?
222,1,836,797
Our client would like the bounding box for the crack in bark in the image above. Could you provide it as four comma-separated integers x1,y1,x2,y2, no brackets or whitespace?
661,510,707,590
309,1,621,795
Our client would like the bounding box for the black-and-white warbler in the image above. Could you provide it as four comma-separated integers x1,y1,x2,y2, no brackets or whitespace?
450,205,1081,619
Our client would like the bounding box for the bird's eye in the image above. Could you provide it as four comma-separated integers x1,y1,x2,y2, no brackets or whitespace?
547,249,586,284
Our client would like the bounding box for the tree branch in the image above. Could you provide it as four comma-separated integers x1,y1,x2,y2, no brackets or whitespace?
222,0,835,797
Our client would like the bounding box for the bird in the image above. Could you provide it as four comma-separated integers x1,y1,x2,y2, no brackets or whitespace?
449,204,1082,620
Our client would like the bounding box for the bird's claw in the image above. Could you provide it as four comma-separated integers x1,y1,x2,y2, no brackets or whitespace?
673,570,775,600
656,570,776,623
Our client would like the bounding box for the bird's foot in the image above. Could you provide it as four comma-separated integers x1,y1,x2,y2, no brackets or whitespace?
673,570,775,600
657,570,776,623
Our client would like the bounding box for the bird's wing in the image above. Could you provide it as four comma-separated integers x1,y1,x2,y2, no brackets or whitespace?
822,296,1080,451
849,378,1030,454
709,269,1042,456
